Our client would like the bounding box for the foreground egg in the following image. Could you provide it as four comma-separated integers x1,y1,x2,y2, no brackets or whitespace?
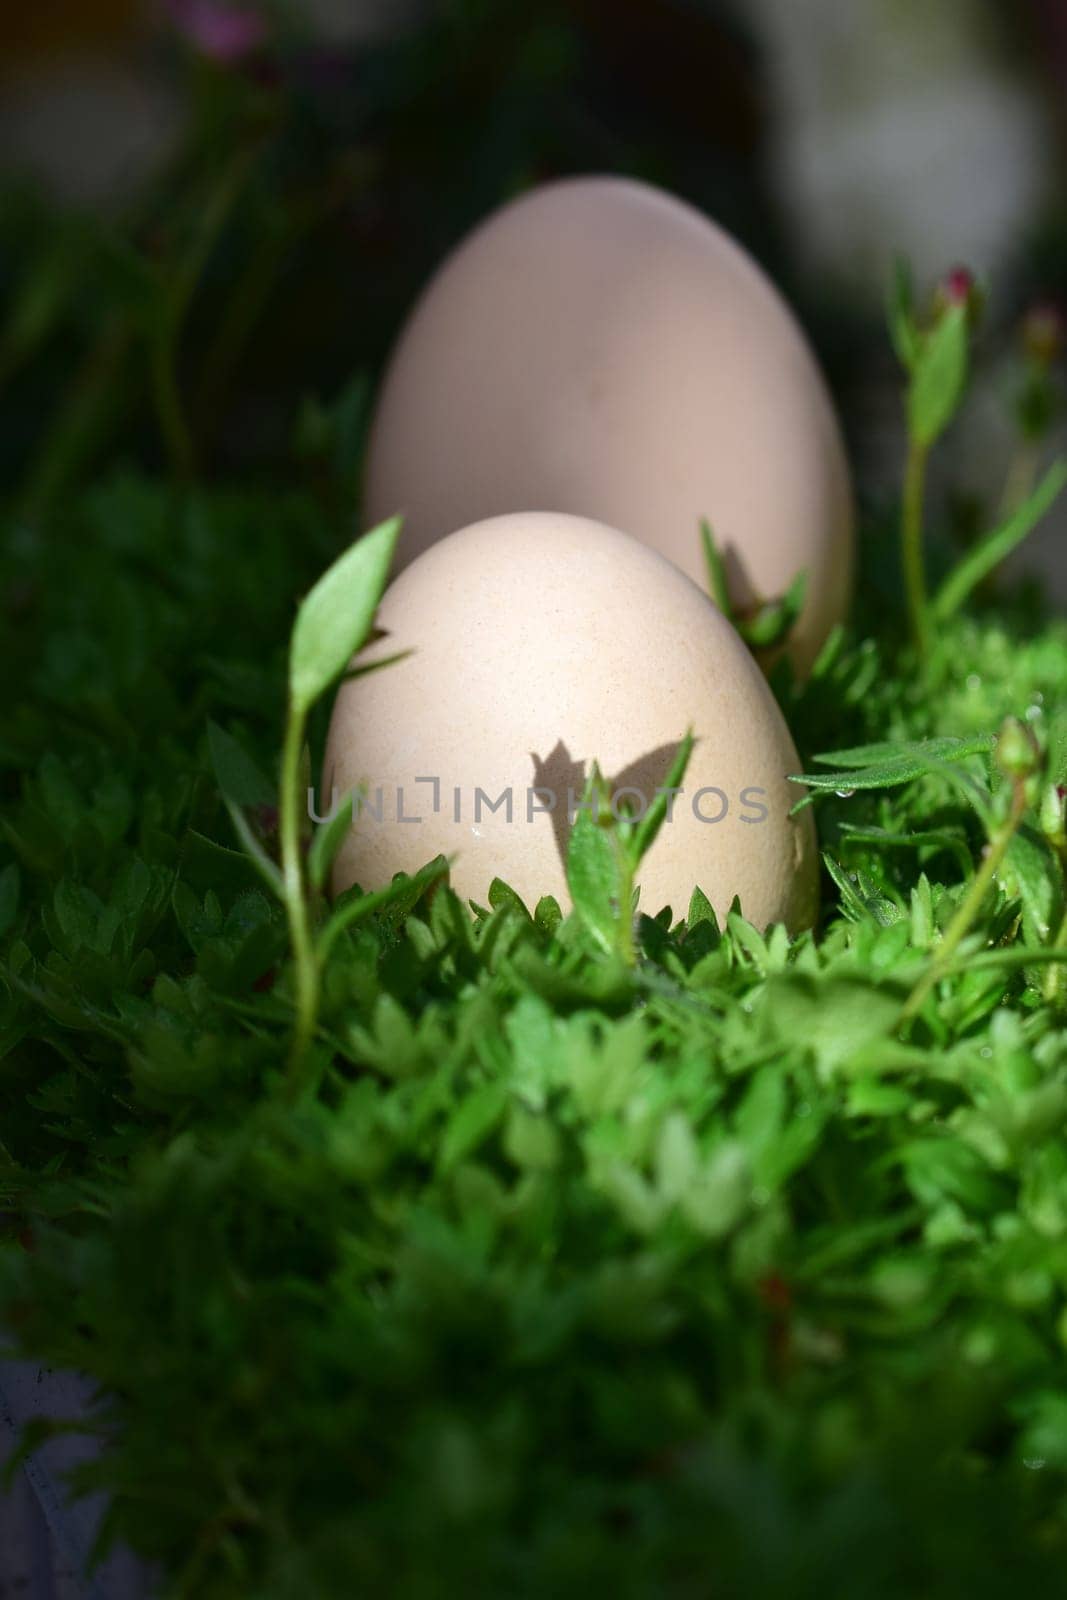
324,513,818,931
363,175,853,672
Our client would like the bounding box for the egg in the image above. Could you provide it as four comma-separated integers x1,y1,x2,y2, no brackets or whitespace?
363,175,853,673
323,512,818,931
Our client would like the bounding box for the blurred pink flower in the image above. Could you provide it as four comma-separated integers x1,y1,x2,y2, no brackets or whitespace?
932,263,984,331
940,266,977,308
163,0,268,64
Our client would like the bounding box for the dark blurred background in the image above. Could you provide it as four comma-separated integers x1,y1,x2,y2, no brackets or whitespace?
1,0,1065,594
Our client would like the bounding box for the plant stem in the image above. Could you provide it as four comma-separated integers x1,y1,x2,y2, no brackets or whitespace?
617,860,636,967
902,435,930,658
1045,908,1067,1004
1041,809,1067,1003
279,698,318,1083
901,778,1027,1024
149,139,261,479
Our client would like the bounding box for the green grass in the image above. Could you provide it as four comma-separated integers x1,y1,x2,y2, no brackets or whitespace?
2,459,1067,1597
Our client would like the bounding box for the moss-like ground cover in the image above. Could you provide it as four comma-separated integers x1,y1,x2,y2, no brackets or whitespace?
1,434,1067,1597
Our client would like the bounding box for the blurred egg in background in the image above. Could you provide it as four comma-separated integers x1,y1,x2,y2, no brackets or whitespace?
363,175,853,672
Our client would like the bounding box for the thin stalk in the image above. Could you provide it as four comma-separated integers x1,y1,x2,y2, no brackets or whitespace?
617,864,636,967
149,139,260,480
1042,807,1067,1003
1045,906,1067,1004
193,178,341,442
901,778,1027,1024
279,700,318,1082
901,435,930,658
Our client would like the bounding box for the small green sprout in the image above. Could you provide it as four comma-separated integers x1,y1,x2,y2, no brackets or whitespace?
701,518,808,658
889,259,981,658
212,514,450,1089
890,261,1067,661
566,732,694,966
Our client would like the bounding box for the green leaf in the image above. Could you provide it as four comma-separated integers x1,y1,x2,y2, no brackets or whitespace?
51,878,105,954
790,735,994,809
1015,1391,1067,1471
905,755,997,831
221,797,284,900
504,1104,561,1170
207,720,275,808
1002,825,1063,945
824,855,903,926
438,1081,509,1174
811,735,995,771
317,855,450,965
700,519,733,616
331,370,371,489
630,730,694,866
566,765,623,955
909,302,969,448
739,569,808,650
887,255,920,369
686,884,718,930
678,1141,750,1237
289,516,400,713
948,945,1067,976
488,878,534,920
655,1112,699,1202
534,895,562,934
341,648,414,684
931,460,1067,623
761,972,906,1075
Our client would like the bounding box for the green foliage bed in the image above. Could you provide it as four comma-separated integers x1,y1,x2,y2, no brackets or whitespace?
2,442,1067,1597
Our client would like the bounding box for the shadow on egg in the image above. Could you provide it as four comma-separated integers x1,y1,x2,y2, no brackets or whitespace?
717,537,759,615
530,736,695,877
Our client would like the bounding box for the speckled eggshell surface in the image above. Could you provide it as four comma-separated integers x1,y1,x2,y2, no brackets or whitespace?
324,512,818,931
363,175,853,673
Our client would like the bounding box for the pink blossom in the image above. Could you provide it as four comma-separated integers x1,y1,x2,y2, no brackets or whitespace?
162,0,268,64
941,265,976,307
932,263,983,330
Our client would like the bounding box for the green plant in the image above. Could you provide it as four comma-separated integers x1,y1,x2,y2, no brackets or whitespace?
701,518,808,658
565,733,694,967
889,260,975,656
887,260,1066,662
210,513,450,1089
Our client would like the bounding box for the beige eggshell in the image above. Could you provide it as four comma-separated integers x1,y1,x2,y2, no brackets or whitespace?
363,175,853,674
324,512,818,931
